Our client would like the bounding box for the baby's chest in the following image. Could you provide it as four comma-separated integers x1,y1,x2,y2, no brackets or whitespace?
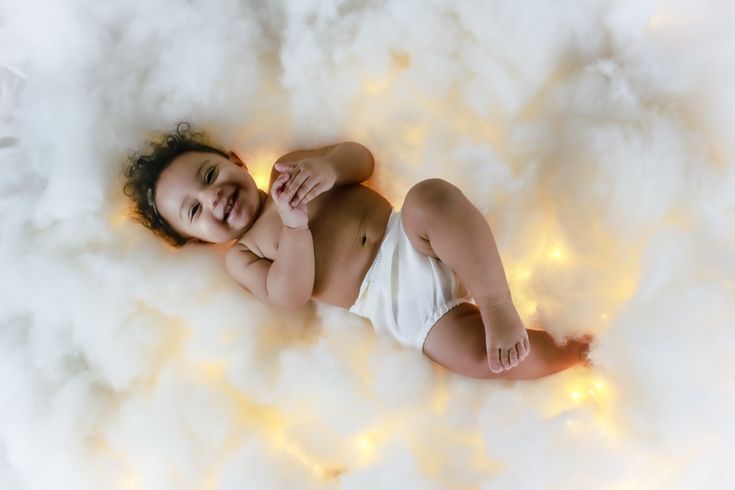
240,192,330,260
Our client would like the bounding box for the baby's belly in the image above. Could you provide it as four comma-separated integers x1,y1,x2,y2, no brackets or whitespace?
309,187,393,309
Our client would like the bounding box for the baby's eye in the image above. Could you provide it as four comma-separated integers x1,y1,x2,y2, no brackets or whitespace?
205,167,216,184
190,202,200,220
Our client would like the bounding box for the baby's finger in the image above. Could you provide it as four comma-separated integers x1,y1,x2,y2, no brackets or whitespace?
276,172,290,186
285,173,309,201
293,182,323,207
271,173,285,190
271,174,289,196
286,169,307,189
274,162,299,173
291,184,316,208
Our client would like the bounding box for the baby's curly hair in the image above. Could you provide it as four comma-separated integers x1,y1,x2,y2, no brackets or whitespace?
122,122,228,247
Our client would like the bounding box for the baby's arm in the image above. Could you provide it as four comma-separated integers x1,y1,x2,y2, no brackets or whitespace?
225,226,314,309
274,142,374,196
323,141,375,185
225,171,315,309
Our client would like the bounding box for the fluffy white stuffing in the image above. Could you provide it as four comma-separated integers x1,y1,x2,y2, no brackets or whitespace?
1,0,734,488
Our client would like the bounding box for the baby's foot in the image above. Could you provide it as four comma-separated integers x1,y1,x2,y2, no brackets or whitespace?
477,297,530,373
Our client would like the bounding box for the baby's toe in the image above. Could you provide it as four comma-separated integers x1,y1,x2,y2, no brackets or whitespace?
516,340,527,360
489,349,504,373
500,349,513,370
508,347,519,367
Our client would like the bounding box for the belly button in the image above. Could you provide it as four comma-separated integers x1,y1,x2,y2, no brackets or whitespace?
361,234,367,246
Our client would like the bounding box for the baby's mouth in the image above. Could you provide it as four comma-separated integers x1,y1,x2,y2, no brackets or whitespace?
223,189,237,222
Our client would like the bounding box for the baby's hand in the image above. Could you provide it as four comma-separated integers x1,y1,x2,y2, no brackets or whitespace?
274,157,337,208
271,172,309,229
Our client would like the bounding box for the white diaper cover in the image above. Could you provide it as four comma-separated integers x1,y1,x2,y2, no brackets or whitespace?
348,209,473,350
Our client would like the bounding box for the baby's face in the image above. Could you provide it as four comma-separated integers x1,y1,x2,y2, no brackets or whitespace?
154,150,263,243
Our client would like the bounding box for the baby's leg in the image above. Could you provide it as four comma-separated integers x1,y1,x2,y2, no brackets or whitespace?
423,304,589,380
402,179,527,373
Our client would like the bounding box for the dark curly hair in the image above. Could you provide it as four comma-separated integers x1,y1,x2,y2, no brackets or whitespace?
122,122,229,247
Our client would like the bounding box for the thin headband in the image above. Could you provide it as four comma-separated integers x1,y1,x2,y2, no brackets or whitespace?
146,187,160,220
147,187,175,235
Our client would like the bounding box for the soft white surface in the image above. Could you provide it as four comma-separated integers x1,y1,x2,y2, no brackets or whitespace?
1,0,734,488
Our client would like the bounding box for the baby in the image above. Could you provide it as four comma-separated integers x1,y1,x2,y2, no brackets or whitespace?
123,123,591,379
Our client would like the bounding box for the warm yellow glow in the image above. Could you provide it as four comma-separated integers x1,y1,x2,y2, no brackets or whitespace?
355,434,375,452
451,113,502,146
567,377,609,405
613,277,637,303
353,432,378,464
277,438,343,479
431,376,450,412
405,126,425,146
247,152,278,189
252,167,271,190
515,298,537,320
552,375,621,442
202,470,220,490
648,8,678,31
89,430,140,490
110,207,130,227
363,53,408,95
186,356,348,481
600,313,610,321
120,478,139,490
281,440,319,471
364,77,392,94
548,245,565,261
198,360,226,381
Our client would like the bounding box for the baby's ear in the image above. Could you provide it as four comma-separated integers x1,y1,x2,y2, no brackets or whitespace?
228,151,247,170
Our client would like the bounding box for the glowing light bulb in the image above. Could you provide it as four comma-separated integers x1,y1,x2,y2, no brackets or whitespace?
353,432,379,465
548,245,564,261
355,435,375,453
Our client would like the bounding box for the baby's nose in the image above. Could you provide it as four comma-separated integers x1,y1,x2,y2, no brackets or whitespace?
206,186,223,209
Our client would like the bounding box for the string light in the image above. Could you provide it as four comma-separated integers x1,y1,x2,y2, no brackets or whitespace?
353,432,378,464
548,245,565,262
567,377,608,405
